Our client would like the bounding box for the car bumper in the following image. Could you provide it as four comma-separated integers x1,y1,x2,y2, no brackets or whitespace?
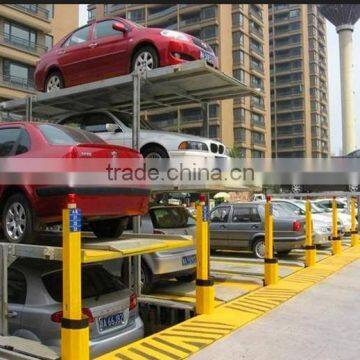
145,248,196,276
274,237,304,252
168,150,228,158
90,317,144,358
313,232,332,246
34,186,149,222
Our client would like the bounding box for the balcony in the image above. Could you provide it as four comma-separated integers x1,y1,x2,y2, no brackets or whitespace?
250,43,264,57
250,26,264,40
0,31,47,56
251,99,265,110
249,6,263,23
0,73,35,92
251,120,265,129
251,138,266,146
11,4,50,20
250,62,264,75
148,5,177,22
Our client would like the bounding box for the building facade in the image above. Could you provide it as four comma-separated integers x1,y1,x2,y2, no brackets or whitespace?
269,4,329,158
88,3,271,157
0,4,78,102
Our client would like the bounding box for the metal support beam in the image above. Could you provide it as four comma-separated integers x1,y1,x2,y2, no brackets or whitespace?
25,96,32,122
202,102,209,138
0,245,8,336
132,70,142,297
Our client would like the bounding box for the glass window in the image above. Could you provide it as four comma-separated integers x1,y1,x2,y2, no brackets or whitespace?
3,60,34,88
38,124,105,145
15,129,31,155
232,31,244,46
82,113,116,133
127,8,145,22
233,50,245,64
64,26,90,47
88,8,95,21
45,34,53,51
210,206,231,223
8,269,27,304
4,22,36,51
232,12,244,27
0,127,22,157
94,20,124,39
43,265,126,302
150,207,195,229
232,207,252,222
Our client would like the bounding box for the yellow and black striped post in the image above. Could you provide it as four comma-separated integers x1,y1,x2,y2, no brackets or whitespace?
195,195,215,315
350,197,358,247
305,198,316,267
264,195,279,285
61,194,89,360
331,197,342,255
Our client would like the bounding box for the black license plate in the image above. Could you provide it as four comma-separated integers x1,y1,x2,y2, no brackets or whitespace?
98,312,125,332
182,254,196,266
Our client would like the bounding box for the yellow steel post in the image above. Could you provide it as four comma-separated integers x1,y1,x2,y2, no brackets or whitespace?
305,199,316,267
195,195,214,315
331,197,342,255
61,194,89,360
264,196,279,285
350,197,358,246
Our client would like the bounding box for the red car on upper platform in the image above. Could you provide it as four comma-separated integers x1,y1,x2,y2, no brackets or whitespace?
35,17,218,92
0,122,149,244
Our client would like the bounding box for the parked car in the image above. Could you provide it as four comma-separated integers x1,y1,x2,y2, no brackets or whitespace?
58,110,228,159
104,205,196,293
0,122,149,243
271,199,336,246
209,202,305,258
8,259,144,358
313,199,353,234
35,17,218,92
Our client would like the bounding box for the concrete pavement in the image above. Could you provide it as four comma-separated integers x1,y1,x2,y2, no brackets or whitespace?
191,258,360,360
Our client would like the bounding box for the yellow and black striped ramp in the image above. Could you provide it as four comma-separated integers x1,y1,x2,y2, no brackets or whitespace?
96,246,360,360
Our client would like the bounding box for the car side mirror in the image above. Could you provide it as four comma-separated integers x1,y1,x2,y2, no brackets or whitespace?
112,22,127,33
106,123,121,133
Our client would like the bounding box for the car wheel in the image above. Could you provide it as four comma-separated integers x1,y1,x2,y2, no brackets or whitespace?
176,272,196,283
131,46,159,74
45,71,64,93
89,217,129,239
252,238,265,259
141,145,169,159
2,193,35,244
122,260,154,294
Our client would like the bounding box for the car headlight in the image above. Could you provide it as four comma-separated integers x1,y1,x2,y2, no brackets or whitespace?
178,141,208,151
161,29,190,42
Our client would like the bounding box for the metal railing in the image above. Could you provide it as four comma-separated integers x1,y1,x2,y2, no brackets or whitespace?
148,5,177,21
0,73,35,91
11,4,50,20
0,32,47,55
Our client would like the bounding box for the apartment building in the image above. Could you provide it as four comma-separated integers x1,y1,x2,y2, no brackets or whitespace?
88,3,271,157
269,4,329,158
0,4,78,102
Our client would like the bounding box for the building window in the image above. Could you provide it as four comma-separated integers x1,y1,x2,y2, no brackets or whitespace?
233,69,246,83
209,104,219,118
234,108,245,122
88,8,95,21
232,31,244,46
251,75,263,90
45,34,53,51
252,150,264,158
209,125,219,138
250,39,263,56
201,6,217,20
234,127,246,142
200,25,218,40
127,8,145,22
104,4,111,16
4,22,37,52
232,12,244,27
251,112,264,125
2,59,34,89
233,49,245,64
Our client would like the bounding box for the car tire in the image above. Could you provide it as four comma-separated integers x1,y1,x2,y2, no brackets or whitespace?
45,71,64,92
89,217,129,239
176,272,196,283
131,46,159,74
122,260,154,294
2,193,35,244
252,237,265,259
141,145,169,159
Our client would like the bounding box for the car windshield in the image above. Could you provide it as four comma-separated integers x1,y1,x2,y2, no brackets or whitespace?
42,265,126,302
111,111,157,130
314,201,332,212
38,124,105,145
150,207,195,228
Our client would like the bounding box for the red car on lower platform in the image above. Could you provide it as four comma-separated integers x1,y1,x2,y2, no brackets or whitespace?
0,122,149,243
35,17,218,92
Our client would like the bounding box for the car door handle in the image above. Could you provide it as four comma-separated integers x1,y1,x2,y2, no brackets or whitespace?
251,225,259,229
56,50,66,55
89,43,98,48
7,311,18,318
